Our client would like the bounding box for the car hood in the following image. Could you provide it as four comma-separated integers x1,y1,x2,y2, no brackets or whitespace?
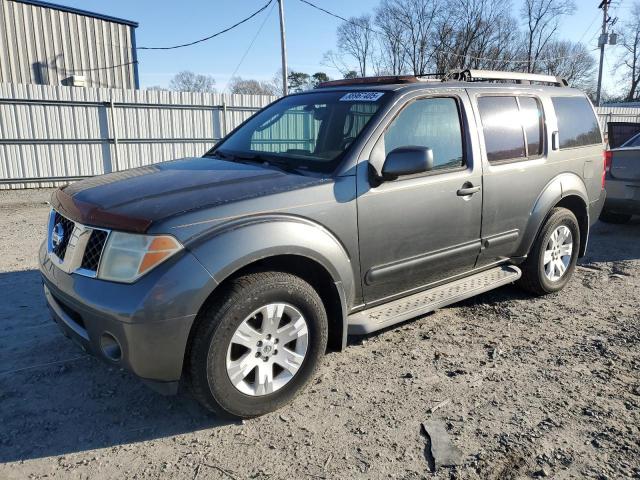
52,157,329,233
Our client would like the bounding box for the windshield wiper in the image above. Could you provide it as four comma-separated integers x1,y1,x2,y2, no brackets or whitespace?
210,150,303,174
231,152,302,173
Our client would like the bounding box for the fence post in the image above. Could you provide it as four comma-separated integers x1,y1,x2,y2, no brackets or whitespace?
109,97,120,172
222,99,228,137
97,102,113,174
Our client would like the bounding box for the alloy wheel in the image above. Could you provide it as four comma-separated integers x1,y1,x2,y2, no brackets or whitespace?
543,225,573,282
225,303,309,396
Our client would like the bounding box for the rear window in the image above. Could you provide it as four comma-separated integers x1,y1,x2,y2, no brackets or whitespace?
551,97,601,149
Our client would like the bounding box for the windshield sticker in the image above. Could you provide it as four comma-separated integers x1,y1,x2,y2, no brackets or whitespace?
340,92,384,102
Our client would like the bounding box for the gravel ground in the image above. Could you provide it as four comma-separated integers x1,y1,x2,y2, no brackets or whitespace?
0,188,638,480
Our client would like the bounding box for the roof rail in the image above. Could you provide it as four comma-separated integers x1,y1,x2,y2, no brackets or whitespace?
444,69,568,87
316,74,442,88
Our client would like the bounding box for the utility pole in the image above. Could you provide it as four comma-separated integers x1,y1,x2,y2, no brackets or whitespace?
596,0,612,106
277,0,288,96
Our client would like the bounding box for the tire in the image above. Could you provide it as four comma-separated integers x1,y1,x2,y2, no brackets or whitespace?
187,271,328,418
518,207,580,296
599,210,632,224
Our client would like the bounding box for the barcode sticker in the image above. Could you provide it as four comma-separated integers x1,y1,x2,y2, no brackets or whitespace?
339,92,384,102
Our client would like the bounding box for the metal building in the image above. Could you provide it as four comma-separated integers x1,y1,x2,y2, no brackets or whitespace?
0,0,139,89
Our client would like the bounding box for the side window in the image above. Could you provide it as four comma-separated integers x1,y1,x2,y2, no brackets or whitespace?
381,97,464,171
477,96,526,162
519,97,543,156
551,97,601,148
478,96,545,162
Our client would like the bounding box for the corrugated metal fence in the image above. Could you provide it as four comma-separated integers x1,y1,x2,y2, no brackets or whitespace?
2,83,640,189
596,106,640,136
0,83,276,188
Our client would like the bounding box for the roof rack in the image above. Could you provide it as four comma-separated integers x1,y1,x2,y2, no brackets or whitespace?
316,74,441,88
444,69,568,87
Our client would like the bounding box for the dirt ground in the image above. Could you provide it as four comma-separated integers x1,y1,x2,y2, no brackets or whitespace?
0,188,638,480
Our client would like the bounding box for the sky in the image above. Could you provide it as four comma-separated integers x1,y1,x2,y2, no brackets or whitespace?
52,0,629,94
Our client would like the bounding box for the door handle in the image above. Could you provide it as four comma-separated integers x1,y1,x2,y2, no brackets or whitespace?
457,185,481,196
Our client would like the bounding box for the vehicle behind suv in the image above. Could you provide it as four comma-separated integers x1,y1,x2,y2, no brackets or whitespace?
601,131,640,223
40,70,606,418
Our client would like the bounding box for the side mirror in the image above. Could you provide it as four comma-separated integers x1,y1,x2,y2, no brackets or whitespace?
381,146,434,181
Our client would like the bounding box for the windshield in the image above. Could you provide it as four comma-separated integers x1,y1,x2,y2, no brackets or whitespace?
207,91,388,173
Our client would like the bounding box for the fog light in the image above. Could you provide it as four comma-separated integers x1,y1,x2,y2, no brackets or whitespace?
100,332,122,362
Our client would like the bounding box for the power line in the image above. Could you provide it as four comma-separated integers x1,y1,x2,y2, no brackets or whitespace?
53,2,275,77
224,0,277,91
137,0,274,50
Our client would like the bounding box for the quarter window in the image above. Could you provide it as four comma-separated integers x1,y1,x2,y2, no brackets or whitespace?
380,97,464,171
551,97,601,148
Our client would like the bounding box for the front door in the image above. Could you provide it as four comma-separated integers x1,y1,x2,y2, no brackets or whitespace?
356,93,483,305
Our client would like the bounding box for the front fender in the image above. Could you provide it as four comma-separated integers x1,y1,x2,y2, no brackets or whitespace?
188,214,355,309
516,173,588,257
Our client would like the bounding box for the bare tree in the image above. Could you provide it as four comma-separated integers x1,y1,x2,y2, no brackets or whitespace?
428,0,526,74
521,0,576,73
169,71,216,93
374,0,408,75
335,14,375,76
385,0,441,75
322,49,355,77
541,40,595,91
228,77,277,96
617,1,640,100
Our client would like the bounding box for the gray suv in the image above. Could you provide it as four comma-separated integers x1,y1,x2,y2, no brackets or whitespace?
40,70,606,418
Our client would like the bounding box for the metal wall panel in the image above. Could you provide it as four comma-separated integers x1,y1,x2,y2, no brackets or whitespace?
0,0,136,89
0,83,276,188
596,106,640,137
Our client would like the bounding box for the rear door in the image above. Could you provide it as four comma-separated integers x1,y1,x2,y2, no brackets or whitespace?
472,93,549,267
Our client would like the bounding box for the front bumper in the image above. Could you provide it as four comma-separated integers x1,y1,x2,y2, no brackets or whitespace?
39,242,216,394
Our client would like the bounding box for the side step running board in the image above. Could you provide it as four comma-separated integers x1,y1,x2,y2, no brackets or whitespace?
347,265,521,335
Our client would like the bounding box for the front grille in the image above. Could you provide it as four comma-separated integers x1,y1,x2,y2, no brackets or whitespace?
48,209,111,277
80,230,108,271
52,212,75,260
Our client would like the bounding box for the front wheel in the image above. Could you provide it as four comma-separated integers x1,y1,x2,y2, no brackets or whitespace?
518,207,580,295
187,271,328,418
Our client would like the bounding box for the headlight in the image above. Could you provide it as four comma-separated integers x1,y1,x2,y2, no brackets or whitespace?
98,232,183,283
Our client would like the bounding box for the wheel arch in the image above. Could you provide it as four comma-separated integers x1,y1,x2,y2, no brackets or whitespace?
518,173,590,258
183,217,354,372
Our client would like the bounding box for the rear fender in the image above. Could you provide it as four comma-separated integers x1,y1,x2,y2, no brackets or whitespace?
516,173,589,257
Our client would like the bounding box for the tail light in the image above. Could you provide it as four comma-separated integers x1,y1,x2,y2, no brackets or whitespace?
602,150,612,188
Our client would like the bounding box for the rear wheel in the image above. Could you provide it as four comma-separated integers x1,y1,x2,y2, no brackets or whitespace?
518,207,580,295
599,210,632,224
187,271,327,418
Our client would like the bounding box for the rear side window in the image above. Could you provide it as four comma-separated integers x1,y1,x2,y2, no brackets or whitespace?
477,96,527,162
381,97,464,171
551,97,601,148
